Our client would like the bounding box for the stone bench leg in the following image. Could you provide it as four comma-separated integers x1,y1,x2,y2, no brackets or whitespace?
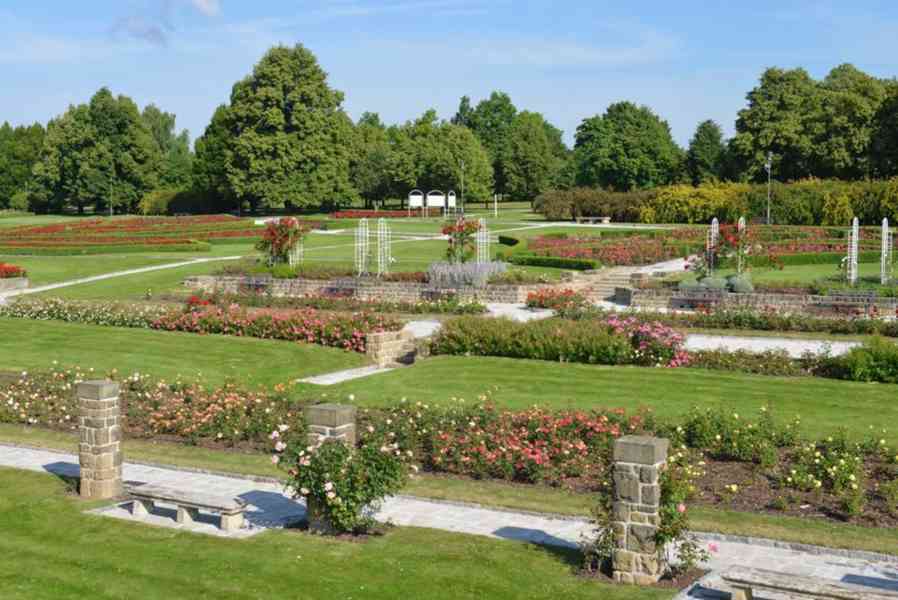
220,512,244,532
730,587,753,600
176,506,199,525
131,499,153,518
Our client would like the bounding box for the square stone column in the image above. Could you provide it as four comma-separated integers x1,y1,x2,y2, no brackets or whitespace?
304,404,356,448
78,380,123,500
611,435,669,585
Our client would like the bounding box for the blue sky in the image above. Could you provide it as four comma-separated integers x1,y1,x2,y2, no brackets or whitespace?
2,1,897,147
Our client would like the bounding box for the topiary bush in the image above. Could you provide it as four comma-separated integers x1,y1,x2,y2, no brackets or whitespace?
727,274,755,294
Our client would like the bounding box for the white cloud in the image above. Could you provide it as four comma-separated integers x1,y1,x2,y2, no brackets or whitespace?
189,0,221,17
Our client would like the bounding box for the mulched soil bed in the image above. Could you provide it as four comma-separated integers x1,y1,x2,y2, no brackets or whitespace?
693,455,898,528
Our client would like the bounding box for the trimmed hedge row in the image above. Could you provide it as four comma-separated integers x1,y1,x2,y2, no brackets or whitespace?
506,253,599,270
721,250,882,268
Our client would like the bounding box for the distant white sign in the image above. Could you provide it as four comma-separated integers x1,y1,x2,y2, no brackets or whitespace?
447,191,457,208
408,190,424,209
426,190,446,208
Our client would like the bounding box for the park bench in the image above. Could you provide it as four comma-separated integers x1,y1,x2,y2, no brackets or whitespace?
671,288,726,309
575,216,612,224
126,483,248,532
721,566,898,600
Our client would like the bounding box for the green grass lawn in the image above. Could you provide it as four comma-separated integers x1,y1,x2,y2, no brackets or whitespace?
316,356,898,444
0,468,670,600
0,318,365,386
0,214,81,229
34,259,245,301
3,424,896,556
1,255,186,287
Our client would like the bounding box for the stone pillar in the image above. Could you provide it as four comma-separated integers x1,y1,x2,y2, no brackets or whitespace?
611,435,669,585
78,380,123,500
304,404,357,449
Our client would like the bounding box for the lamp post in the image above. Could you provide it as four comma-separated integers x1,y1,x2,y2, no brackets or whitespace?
764,151,773,225
460,160,465,216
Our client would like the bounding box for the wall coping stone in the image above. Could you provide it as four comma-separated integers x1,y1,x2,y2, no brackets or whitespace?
614,436,670,465
77,380,120,400
304,403,357,428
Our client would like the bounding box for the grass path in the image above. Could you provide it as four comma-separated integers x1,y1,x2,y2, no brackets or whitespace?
0,318,366,386
319,355,898,444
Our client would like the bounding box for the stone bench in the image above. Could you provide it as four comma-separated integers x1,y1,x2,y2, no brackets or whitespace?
127,483,248,532
722,566,898,600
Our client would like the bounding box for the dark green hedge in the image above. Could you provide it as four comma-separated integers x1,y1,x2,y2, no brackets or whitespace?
721,250,881,268
507,253,599,270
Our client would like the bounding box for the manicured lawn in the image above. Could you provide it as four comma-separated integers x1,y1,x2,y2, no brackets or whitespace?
0,214,80,229
0,468,670,600
0,255,183,287
34,259,245,301
0,318,365,386
320,356,898,444
3,424,895,556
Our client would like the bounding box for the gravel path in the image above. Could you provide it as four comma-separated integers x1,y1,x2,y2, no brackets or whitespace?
684,333,858,358
2,444,896,596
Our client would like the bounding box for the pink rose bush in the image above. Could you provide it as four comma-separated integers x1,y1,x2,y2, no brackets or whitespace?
272,424,410,534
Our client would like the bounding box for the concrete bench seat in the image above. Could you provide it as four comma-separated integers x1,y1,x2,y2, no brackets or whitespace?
722,566,898,600
126,483,248,532
575,216,612,224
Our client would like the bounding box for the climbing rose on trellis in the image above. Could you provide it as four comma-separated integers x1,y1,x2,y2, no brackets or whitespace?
256,218,308,264
442,218,481,263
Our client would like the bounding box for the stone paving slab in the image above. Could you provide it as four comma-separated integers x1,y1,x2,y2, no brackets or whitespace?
298,365,396,385
684,333,858,358
2,444,898,596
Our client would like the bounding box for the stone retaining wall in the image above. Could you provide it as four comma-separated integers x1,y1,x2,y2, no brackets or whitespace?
185,275,550,304
0,277,28,293
622,287,898,313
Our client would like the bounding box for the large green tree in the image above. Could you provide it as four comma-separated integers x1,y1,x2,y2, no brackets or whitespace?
811,64,886,179
461,92,517,195
222,44,357,211
400,110,493,203
193,104,237,211
31,88,160,214
731,68,820,181
503,111,559,203
872,85,898,177
0,122,45,208
142,104,193,189
686,119,726,184
574,101,682,191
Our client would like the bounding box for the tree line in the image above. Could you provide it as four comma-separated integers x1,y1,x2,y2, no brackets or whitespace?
1,44,897,215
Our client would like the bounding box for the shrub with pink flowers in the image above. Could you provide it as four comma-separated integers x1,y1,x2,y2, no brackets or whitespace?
432,316,689,368
0,298,401,353
152,305,400,353
272,427,410,533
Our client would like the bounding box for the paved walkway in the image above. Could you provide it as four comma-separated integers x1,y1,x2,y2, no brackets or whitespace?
0,256,242,301
1,444,896,597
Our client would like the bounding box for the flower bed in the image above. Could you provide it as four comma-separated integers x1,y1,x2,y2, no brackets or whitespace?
0,263,26,279
0,367,305,448
332,210,423,219
0,215,300,254
5,366,898,528
179,290,487,315
0,298,401,353
525,288,589,310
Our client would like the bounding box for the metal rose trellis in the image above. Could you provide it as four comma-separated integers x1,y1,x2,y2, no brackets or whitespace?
844,217,859,285
736,216,747,274
882,218,893,285
355,218,370,276
705,217,720,275
476,218,490,264
376,218,392,277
